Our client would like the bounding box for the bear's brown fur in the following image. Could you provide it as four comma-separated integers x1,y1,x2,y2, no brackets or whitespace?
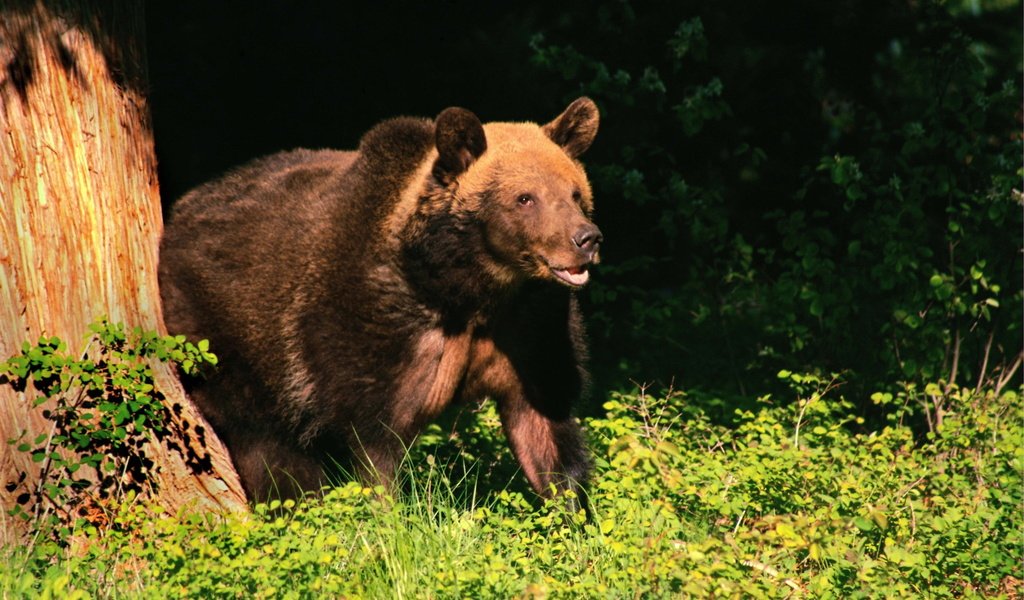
159,98,602,508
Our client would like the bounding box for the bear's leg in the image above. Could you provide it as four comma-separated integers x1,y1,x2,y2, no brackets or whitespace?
228,426,330,502
185,360,330,502
497,392,591,514
477,291,593,514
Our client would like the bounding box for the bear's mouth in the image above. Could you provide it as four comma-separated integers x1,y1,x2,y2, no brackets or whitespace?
548,264,590,287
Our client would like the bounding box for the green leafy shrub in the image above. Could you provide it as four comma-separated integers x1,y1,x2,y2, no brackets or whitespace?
529,1,1022,414
1,319,217,540
3,377,1018,597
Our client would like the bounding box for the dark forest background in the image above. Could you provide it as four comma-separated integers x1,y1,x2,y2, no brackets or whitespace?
146,1,1022,422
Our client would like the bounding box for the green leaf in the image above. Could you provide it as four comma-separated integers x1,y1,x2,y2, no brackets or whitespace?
809,298,824,317
853,516,875,531
114,403,130,425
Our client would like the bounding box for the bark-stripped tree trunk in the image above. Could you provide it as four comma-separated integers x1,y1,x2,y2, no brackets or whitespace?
0,0,246,542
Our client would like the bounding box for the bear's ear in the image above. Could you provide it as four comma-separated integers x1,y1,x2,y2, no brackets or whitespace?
542,97,599,158
433,107,487,185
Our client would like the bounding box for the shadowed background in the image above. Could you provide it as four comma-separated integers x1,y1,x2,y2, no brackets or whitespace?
147,1,1022,418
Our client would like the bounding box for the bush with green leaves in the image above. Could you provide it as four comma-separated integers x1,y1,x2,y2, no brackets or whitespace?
1,319,217,540
529,0,1021,413
2,373,1018,598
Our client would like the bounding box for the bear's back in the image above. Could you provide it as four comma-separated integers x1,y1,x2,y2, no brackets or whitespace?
166,148,356,247
160,149,357,349
159,117,437,390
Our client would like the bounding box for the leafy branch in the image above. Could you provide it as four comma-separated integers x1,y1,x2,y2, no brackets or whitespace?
1,318,217,542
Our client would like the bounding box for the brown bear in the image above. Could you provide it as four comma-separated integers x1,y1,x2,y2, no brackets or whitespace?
159,98,602,510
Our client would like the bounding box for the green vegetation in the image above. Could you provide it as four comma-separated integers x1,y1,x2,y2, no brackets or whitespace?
1,320,217,542
2,372,1020,597
529,1,1022,404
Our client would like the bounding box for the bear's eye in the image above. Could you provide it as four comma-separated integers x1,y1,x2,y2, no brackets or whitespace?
572,189,583,203
516,194,535,207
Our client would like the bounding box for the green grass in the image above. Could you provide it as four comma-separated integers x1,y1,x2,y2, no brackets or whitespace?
2,376,1021,598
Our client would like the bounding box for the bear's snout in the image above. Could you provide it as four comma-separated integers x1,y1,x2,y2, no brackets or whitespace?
544,221,602,288
572,223,603,261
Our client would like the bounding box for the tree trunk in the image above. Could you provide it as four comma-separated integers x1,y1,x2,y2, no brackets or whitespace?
0,0,246,542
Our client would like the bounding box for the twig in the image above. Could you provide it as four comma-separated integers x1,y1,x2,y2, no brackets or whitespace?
793,375,842,447
793,394,814,448
931,391,944,432
908,497,917,537
32,417,60,523
976,329,994,394
922,394,935,434
733,508,746,535
947,328,961,393
895,476,926,499
995,351,1023,397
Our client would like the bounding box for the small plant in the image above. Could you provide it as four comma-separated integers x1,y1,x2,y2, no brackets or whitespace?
1,318,217,540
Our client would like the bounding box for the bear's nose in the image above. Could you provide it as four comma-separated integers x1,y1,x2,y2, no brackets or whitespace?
572,224,603,256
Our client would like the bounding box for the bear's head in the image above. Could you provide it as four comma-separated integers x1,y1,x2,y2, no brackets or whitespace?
431,98,602,290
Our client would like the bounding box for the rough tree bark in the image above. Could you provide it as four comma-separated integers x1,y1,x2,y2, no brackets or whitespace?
0,0,246,542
